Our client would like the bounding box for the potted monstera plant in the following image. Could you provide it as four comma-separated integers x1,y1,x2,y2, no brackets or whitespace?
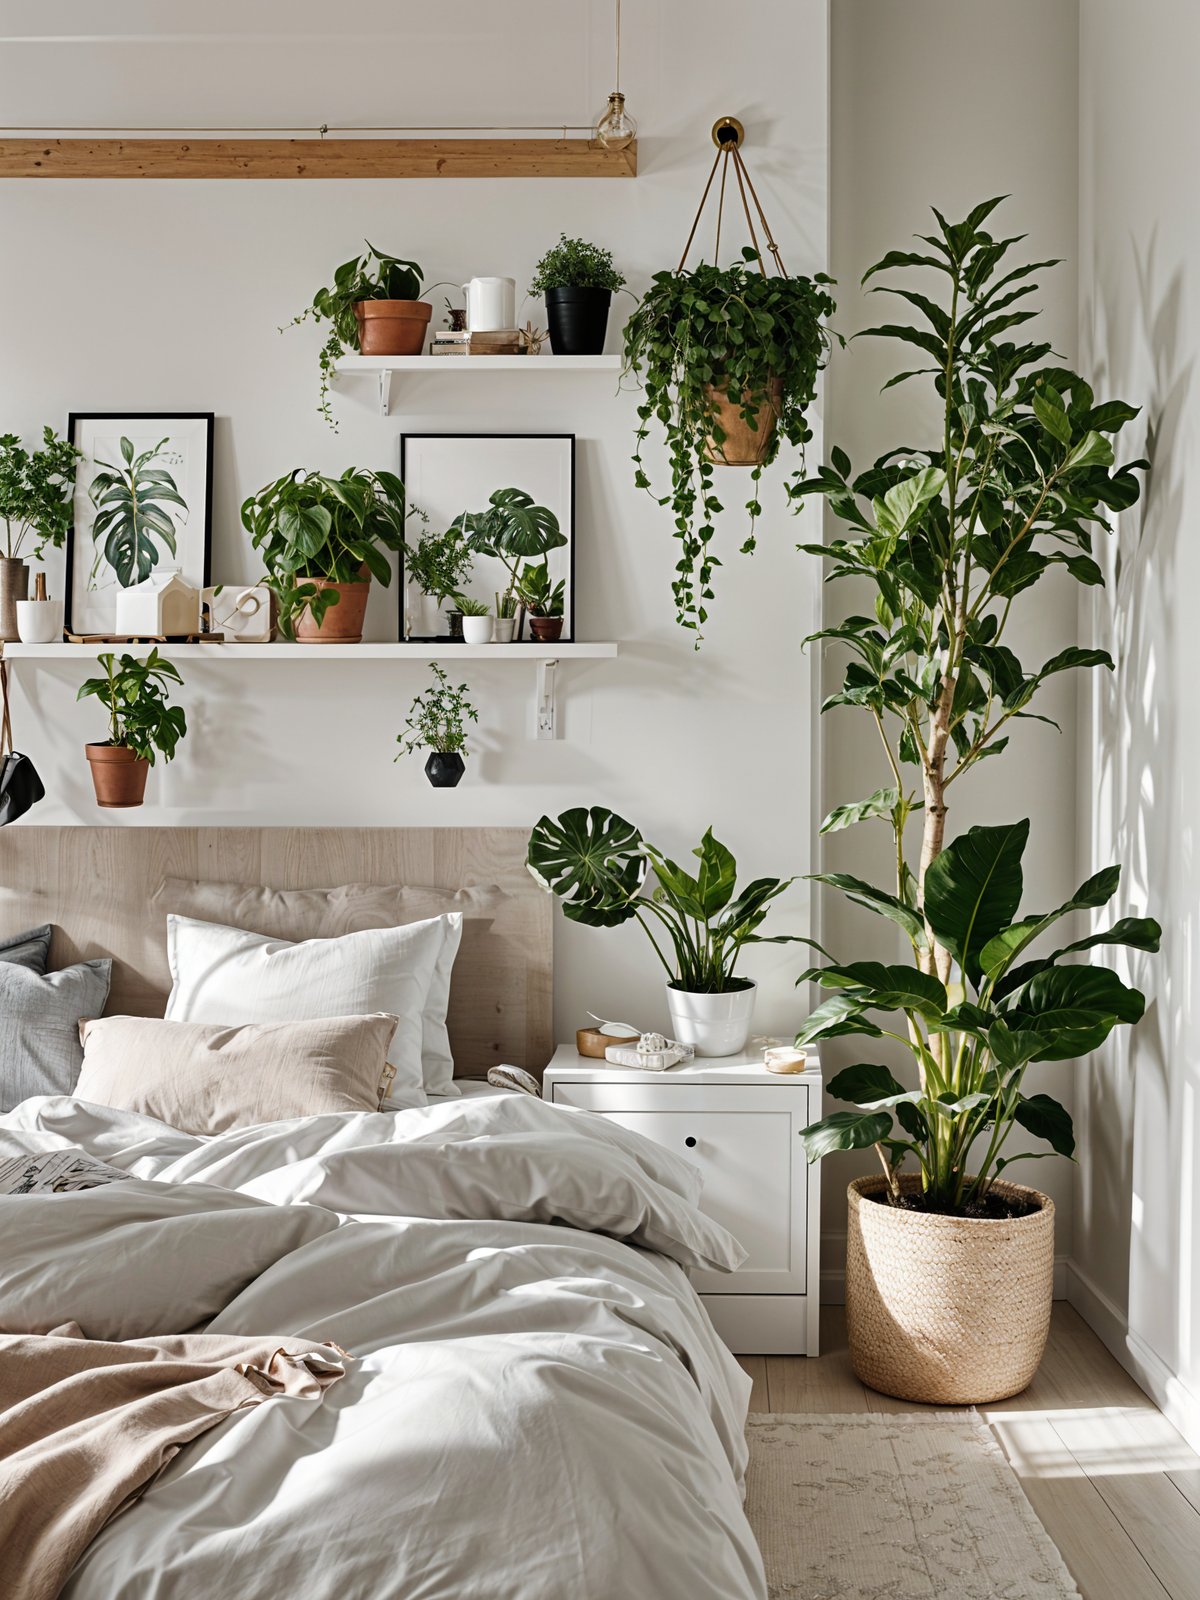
793,199,1157,1404
528,806,798,1056
450,488,566,643
77,649,187,808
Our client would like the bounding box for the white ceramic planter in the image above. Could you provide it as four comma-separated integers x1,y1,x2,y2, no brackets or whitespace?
462,615,494,644
15,598,63,644
665,981,757,1057
492,616,517,643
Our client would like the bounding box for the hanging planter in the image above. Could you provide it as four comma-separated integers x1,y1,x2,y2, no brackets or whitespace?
622,117,836,640
396,663,479,789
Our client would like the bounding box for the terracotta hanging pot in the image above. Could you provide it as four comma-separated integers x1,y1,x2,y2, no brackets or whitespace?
704,376,784,466
296,570,372,644
85,744,150,809
355,299,433,356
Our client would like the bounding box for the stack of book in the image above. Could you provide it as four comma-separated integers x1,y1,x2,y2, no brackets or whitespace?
429,329,525,356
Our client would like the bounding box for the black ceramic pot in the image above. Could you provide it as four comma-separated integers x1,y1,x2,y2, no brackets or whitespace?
425,751,466,789
545,286,612,355
445,610,464,641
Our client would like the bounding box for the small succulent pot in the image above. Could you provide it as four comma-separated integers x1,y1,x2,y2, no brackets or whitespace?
424,751,465,789
85,743,150,808
545,286,612,355
492,616,517,643
461,615,493,645
15,597,63,644
445,610,465,641
0,557,30,643
355,299,433,356
529,615,563,643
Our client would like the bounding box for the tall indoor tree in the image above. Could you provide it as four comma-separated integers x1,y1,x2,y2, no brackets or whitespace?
792,198,1158,1212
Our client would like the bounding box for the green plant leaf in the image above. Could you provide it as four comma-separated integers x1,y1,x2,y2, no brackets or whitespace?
819,785,901,834
795,994,886,1045
807,872,927,944
827,1063,907,1106
1003,965,1145,1060
1014,1092,1075,1157
979,865,1121,981
799,1110,894,1163
806,961,948,1019
526,807,646,926
923,820,1030,985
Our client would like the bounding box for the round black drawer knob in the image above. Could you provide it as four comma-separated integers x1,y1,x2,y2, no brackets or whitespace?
684,1136,698,1149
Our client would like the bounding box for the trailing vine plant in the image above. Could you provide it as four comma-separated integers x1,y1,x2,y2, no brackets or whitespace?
792,198,1158,1212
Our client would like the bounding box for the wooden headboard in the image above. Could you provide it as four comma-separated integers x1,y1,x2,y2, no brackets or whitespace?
0,828,552,1077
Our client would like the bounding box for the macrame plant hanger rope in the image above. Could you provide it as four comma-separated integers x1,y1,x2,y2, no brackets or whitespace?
676,117,788,278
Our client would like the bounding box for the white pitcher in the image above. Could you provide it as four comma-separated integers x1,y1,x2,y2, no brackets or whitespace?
462,276,516,332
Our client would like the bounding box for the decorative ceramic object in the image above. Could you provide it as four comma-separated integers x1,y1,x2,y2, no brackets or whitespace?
462,276,516,332
424,752,465,789
354,299,432,356
461,615,493,645
295,574,370,644
492,616,517,643
114,569,200,638
85,744,149,808
202,584,271,643
15,597,63,644
665,980,757,1057
0,557,29,642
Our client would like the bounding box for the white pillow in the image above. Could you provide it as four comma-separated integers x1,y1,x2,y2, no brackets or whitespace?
165,914,457,1108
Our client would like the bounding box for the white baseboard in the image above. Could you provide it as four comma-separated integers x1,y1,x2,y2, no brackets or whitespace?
1066,1260,1200,1456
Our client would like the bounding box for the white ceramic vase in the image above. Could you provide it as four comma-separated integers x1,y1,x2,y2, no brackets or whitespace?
492,616,517,643
462,615,493,644
15,598,63,644
665,981,757,1057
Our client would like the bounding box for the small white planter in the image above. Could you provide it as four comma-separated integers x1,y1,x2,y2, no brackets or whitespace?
462,615,494,644
665,981,757,1057
492,616,517,643
15,598,63,644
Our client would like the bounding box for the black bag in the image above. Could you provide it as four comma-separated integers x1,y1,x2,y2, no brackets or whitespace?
0,659,45,825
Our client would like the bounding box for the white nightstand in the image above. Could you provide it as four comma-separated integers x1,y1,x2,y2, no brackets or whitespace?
543,1044,822,1356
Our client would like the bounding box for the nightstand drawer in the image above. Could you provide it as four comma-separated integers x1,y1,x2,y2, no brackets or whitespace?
551,1083,809,1296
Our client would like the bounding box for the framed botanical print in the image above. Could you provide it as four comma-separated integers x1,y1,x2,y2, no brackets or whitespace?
65,413,213,635
399,433,575,642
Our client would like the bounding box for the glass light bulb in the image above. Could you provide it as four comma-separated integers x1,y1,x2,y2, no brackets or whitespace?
594,91,637,150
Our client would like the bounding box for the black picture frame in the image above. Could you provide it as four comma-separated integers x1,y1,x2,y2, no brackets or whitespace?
65,412,214,636
398,432,577,643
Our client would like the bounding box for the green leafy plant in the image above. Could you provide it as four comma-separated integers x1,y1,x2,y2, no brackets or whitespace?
528,806,798,993
285,242,425,427
88,437,187,589
451,488,567,615
242,467,409,639
790,198,1157,1213
529,234,626,295
513,558,565,618
0,427,82,561
404,520,472,605
451,594,490,617
396,662,479,757
77,649,187,763
623,248,836,638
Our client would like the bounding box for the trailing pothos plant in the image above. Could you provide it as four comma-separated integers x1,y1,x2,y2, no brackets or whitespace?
623,248,836,639
791,198,1158,1213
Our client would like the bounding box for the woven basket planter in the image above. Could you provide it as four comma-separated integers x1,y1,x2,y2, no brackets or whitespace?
846,1174,1055,1404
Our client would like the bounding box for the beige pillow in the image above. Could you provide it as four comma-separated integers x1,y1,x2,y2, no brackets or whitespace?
75,1013,399,1135
152,877,504,1097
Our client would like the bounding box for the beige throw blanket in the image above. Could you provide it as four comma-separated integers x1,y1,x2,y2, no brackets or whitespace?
0,1324,348,1600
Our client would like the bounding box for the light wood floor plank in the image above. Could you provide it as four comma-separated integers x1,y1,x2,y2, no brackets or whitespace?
738,1355,769,1413
766,1307,872,1413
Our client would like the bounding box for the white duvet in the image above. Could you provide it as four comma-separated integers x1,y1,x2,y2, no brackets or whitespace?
0,1091,767,1600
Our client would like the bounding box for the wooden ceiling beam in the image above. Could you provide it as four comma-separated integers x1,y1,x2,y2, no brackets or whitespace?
0,137,638,180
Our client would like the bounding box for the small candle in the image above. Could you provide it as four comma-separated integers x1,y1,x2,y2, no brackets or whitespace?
764,1045,808,1075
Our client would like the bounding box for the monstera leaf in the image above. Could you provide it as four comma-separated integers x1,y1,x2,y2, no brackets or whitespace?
527,807,646,926
88,437,187,589
455,488,566,561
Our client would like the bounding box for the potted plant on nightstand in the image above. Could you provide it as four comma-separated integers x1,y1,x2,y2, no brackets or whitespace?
242,467,409,643
0,427,81,642
513,559,565,642
77,649,187,808
451,488,567,644
396,662,479,788
528,806,798,1056
529,233,626,356
792,198,1157,1404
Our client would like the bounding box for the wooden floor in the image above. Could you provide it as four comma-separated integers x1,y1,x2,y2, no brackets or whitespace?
740,1303,1200,1600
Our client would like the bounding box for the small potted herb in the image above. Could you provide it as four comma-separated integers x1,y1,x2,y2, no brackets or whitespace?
514,559,565,642
242,467,409,643
451,488,567,643
0,427,81,641
528,234,626,355
286,243,432,427
396,663,479,788
452,595,494,645
404,520,473,639
77,649,187,809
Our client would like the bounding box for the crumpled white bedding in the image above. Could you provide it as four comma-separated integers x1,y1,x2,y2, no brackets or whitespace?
0,1091,768,1600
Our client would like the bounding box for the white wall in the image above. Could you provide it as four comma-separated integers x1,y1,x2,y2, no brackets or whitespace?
823,0,1082,1285
1073,0,1200,1448
0,1,828,1046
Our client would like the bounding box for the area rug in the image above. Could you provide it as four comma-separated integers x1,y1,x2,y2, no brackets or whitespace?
744,1413,1081,1600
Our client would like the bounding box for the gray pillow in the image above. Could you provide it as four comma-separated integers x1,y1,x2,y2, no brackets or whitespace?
0,925,52,974
0,956,112,1110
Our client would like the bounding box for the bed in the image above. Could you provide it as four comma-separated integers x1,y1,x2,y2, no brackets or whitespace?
0,828,766,1600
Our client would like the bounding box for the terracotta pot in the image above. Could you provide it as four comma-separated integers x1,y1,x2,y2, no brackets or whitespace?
296,572,371,643
846,1174,1055,1404
355,299,433,356
85,743,150,809
704,376,784,466
529,615,564,642
0,557,29,642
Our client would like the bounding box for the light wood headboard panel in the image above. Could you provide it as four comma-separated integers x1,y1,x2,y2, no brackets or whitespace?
0,828,552,1077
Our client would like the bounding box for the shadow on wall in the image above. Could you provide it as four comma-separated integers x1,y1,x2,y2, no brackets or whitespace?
1085,231,1196,1377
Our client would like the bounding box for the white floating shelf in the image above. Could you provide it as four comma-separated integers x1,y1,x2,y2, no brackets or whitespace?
332,353,623,413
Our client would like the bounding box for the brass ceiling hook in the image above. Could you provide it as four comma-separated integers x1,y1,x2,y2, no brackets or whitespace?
711,116,745,150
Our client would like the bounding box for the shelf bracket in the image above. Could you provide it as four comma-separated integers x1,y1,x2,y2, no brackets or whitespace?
535,658,559,740
378,369,393,416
